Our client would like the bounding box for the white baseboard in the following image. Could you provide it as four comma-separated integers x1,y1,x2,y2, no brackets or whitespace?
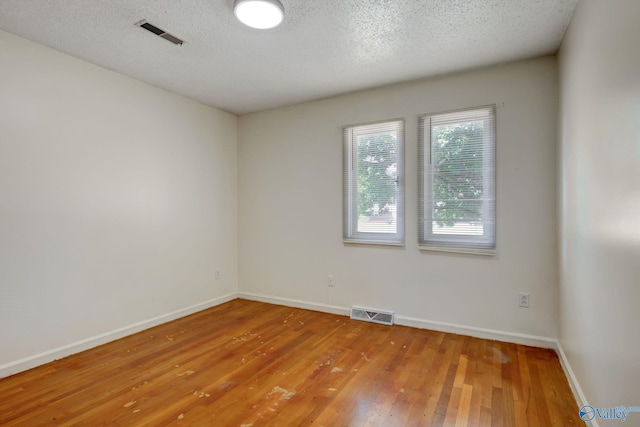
395,315,558,349
556,341,595,426
238,292,350,316
0,292,238,379
239,292,556,348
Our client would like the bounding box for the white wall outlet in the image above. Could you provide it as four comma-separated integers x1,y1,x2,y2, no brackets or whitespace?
327,275,335,287
519,292,529,308
215,269,221,280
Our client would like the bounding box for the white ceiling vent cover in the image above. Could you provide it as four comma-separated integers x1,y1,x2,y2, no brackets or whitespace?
350,306,394,326
134,20,185,46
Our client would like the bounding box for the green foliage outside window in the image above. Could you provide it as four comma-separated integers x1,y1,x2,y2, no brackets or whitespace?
356,132,398,217
354,122,484,227
431,121,484,227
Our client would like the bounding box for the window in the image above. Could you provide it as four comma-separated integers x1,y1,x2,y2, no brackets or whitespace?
418,106,496,254
343,119,404,245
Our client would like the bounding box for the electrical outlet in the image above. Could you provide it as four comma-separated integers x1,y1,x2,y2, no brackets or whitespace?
519,292,529,308
327,275,335,287
215,270,221,280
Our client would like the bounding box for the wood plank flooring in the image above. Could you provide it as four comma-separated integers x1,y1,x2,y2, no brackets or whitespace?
0,299,584,426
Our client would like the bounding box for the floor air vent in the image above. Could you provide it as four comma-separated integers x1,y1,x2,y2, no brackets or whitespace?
350,306,394,326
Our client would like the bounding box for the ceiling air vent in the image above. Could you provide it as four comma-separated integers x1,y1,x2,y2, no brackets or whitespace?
134,20,185,46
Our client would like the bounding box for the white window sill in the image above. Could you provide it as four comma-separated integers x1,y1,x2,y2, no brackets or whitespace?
418,245,495,256
343,239,405,247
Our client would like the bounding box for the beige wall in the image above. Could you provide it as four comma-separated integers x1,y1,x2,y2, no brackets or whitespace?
239,57,559,339
0,30,238,370
558,0,640,408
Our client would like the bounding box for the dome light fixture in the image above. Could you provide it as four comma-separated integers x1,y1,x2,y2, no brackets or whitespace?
234,0,285,30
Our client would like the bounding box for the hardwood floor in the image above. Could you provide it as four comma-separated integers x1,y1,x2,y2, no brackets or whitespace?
0,299,583,426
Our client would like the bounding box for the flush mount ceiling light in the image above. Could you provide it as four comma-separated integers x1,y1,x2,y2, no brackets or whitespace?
234,0,284,29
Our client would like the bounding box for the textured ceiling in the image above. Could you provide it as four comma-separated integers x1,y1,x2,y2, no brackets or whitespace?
0,0,578,114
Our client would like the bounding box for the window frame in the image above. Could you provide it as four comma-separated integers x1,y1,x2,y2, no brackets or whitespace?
343,119,405,246
418,106,496,255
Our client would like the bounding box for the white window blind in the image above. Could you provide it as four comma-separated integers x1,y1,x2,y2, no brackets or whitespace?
418,106,496,253
343,119,404,245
